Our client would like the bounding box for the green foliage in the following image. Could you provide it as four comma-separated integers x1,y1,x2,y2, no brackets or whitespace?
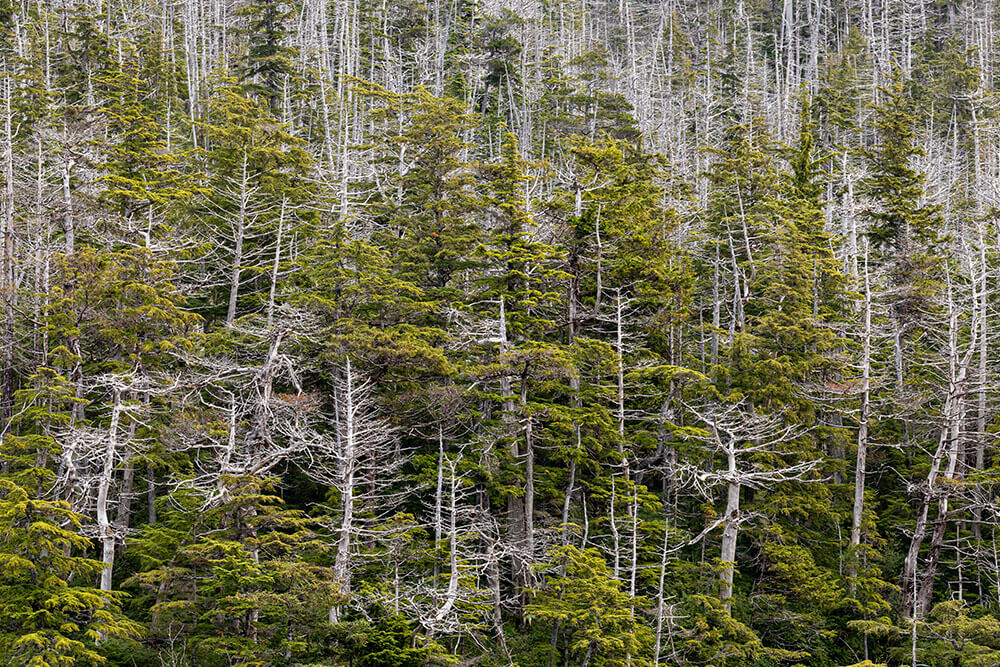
913,601,1000,667
236,0,298,112
0,481,141,666
371,87,481,297
127,478,338,665
329,609,451,667
862,73,943,257
677,594,805,666
5,6,1000,667
527,546,652,667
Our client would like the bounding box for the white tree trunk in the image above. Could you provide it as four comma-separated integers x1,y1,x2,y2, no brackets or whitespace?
97,388,123,592
849,249,872,590
719,443,740,611
226,150,249,325
330,356,357,622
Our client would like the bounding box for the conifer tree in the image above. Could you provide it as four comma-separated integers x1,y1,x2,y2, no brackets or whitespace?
527,546,653,667
371,88,480,299
128,477,338,664
237,0,298,115
0,480,141,666
193,83,314,325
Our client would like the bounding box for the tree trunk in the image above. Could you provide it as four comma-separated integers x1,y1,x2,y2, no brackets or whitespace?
147,462,156,525
330,357,357,622
226,150,249,325
1,69,15,424
849,251,872,592
719,441,740,611
500,297,526,599
901,285,977,617
266,197,285,327
97,388,123,592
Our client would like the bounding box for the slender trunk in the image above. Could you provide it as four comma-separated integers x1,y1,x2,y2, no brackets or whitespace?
719,439,740,611
433,459,460,625
62,157,74,254
1,69,15,424
330,357,357,622
266,197,286,327
226,150,249,325
711,245,720,364
524,390,535,566
147,462,156,525
653,513,670,666
974,230,987,540
434,429,444,585
97,388,123,592
917,286,972,614
901,285,977,617
849,252,872,592
500,297,526,597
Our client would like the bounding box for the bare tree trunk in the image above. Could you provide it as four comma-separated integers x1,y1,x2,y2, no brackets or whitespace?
97,388,123,592
901,283,977,617
711,245,720,364
499,297,526,599
226,150,249,325
434,428,444,585
1,68,15,424
433,458,460,625
719,442,740,611
849,250,872,592
974,228,988,541
62,156,74,255
266,197,285,327
523,383,535,568
653,512,671,666
330,357,357,622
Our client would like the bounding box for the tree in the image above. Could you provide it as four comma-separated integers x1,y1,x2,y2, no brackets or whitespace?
474,129,572,614
192,83,314,325
371,87,480,298
0,480,141,666
861,72,944,392
237,0,298,115
913,601,1000,667
128,477,338,665
680,401,821,610
526,546,652,667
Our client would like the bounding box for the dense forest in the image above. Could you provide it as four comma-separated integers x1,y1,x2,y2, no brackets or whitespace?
4,0,1000,665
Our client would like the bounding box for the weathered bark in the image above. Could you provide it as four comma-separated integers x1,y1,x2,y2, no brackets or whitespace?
0,69,15,424
97,388,123,592
901,285,977,617
62,156,74,255
266,197,285,327
226,150,249,325
719,442,740,611
849,252,872,592
330,357,357,622
433,458,460,626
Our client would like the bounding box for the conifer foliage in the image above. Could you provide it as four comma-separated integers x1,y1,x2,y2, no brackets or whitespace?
1,1,1000,666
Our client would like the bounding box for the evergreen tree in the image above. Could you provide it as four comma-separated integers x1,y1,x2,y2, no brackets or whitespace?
237,0,298,114
0,481,141,666
128,477,338,665
371,88,480,299
527,546,653,667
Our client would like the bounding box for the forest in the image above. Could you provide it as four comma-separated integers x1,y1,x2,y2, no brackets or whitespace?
2,0,1000,665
